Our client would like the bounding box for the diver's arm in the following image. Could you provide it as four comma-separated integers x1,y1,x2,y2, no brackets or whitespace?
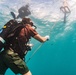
34,34,49,43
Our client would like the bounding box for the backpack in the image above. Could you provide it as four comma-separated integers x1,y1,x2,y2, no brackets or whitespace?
0,19,24,51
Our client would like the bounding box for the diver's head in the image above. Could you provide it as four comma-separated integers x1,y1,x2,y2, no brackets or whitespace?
22,18,37,29
22,18,33,26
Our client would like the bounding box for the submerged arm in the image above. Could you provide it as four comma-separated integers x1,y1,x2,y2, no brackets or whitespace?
34,34,49,43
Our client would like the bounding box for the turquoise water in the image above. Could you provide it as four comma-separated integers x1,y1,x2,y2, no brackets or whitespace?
0,0,76,75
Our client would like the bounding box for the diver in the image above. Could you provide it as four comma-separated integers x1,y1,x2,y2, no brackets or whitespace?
17,4,31,19
0,18,50,75
60,0,71,23
10,4,31,20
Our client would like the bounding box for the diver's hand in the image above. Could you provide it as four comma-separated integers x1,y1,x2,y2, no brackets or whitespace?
45,35,50,41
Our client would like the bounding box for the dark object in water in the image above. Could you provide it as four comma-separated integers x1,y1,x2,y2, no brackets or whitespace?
10,12,16,19
17,4,31,19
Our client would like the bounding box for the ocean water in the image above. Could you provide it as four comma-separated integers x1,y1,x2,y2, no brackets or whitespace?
0,0,76,75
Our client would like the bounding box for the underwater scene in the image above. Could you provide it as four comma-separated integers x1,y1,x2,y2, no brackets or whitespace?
0,0,76,75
